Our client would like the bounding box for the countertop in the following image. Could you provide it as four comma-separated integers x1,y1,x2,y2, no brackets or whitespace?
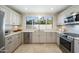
5,31,23,37
5,30,61,37
57,32,79,40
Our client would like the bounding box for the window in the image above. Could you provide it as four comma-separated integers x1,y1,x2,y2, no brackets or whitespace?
26,16,53,30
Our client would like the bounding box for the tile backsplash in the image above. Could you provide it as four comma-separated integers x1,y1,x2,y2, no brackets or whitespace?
65,25,79,34
57,25,79,34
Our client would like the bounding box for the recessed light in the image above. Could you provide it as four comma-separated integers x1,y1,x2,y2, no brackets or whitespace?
50,8,54,10
25,8,28,10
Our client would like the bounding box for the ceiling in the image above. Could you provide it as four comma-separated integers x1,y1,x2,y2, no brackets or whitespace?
7,5,70,14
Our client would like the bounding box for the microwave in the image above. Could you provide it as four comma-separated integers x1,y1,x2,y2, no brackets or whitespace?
64,14,79,23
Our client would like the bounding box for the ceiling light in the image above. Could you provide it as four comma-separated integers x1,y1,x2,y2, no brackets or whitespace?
25,8,28,10
50,8,54,10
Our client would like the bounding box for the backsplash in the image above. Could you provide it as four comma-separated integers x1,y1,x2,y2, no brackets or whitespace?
65,25,79,34
57,25,79,34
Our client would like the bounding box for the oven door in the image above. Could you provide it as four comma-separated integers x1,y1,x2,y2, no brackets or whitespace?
59,37,74,53
65,16,75,23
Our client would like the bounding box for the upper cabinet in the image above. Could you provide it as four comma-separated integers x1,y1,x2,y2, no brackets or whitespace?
57,6,79,25
57,12,65,25
0,6,21,25
10,10,21,25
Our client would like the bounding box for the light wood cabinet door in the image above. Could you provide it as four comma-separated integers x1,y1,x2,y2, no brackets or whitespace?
52,32,57,43
16,14,21,25
56,33,60,45
46,32,52,43
39,32,46,43
32,32,40,43
9,10,21,25
18,33,22,45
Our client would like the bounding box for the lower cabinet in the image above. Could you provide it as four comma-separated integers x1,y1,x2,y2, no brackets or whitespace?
5,32,22,53
39,32,47,43
31,32,57,43
32,32,40,43
56,33,60,45
46,32,53,43
5,36,15,53
74,39,79,53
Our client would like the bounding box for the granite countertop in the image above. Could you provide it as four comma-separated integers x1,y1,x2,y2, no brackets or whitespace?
5,30,61,37
5,31,22,37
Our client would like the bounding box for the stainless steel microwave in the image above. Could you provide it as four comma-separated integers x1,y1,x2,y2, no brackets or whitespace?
64,14,79,23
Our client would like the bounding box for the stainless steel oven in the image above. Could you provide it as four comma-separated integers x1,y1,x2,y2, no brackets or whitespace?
59,34,74,53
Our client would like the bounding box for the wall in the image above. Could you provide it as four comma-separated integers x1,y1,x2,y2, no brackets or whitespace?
64,25,79,34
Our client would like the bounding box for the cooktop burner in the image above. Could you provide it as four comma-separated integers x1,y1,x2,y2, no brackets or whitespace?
63,33,79,37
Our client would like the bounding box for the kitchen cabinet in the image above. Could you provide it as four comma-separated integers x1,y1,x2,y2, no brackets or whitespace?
0,6,21,25
46,32,53,43
5,36,15,53
46,32,57,43
56,33,60,45
57,14,65,25
74,39,79,53
10,11,21,25
32,32,47,43
51,32,57,43
32,32,40,43
5,32,22,53
24,32,32,43
39,32,46,43
15,33,22,47
31,32,57,43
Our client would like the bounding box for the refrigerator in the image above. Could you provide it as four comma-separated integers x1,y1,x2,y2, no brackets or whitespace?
0,10,5,53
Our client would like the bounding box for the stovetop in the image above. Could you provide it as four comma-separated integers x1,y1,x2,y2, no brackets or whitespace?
63,33,79,37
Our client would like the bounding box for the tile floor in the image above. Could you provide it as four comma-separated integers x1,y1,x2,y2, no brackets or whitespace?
14,44,62,53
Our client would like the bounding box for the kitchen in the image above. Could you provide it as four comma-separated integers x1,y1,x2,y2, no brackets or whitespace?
0,5,79,53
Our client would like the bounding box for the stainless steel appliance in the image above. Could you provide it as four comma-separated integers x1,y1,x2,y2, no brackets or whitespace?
64,14,79,23
0,11,5,53
59,33,74,53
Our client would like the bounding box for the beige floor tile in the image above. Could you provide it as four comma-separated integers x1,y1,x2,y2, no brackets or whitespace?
14,44,62,53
